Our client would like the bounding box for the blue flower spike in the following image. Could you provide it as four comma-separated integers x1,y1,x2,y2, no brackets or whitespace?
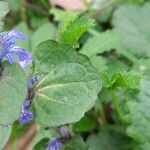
18,99,33,124
18,76,40,124
46,138,63,150
28,76,40,90
0,30,32,68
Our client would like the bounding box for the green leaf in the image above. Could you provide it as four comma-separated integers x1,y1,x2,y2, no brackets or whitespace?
62,136,88,150
57,14,95,48
0,1,9,31
0,126,12,150
102,72,141,89
112,3,150,58
31,22,56,51
87,130,131,150
80,30,120,57
126,79,150,145
0,62,27,126
32,40,101,127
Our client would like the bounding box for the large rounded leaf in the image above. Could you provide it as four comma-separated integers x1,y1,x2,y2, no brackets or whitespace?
0,63,27,126
32,40,101,127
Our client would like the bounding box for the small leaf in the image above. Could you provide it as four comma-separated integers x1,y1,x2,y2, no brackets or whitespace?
57,14,95,48
0,126,12,149
0,62,27,126
102,72,141,89
32,40,101,127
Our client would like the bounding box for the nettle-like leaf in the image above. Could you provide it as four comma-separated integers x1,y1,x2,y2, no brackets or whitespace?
112,3,150,58
0,62,27,126
0,126,12,149
32,40,101,127
0,1,9,31
80,30,120,57
126,79,150,146
102,72,141,90
57,14,95,48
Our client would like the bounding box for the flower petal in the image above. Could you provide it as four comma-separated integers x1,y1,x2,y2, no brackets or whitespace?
9,30,26,40
18,50,32,68
5,52,14,64
18,99,33,124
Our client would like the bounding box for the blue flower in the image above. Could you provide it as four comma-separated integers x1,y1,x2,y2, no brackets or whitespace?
18,99,33,124
46,138,63,150
28,76,40,90
0,30,32,68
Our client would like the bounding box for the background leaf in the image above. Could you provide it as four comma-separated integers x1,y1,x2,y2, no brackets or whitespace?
0,62,27,126
87,129,131,150
0,1,9,31
80,30,120,57
112,3,150,58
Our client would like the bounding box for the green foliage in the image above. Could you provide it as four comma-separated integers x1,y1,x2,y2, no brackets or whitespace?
102,72,141,89
87,129,131,150
6,0,21,12
15,22,31,50
0,1,9,31
1,0,150,149
50,8,79,22
73,115,98,132
113,3,150,58
80,30,120,57
32,40,101,127
0,63,27,126
31,23,56,50
63,136,88,150
126,79,150,147
57,14,95,48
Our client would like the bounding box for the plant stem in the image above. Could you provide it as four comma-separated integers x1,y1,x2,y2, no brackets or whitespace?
111,90,126,123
